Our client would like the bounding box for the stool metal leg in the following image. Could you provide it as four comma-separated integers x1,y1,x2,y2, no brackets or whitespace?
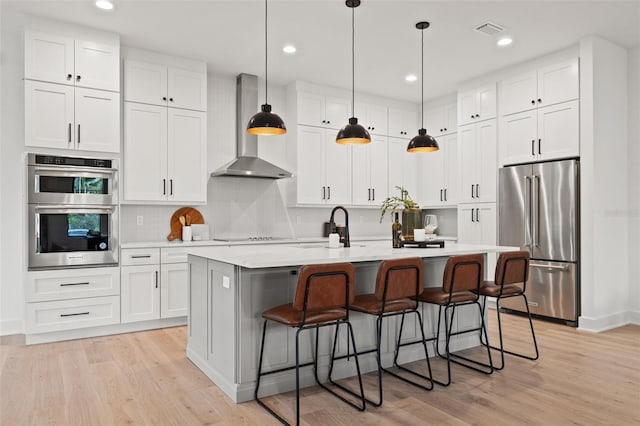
446,302,494,374
255,320,290,425
391,310,434,391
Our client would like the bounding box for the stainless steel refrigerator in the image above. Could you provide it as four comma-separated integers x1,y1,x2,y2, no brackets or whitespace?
498,159,579,325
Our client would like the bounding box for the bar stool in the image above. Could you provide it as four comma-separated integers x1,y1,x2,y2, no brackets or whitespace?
477,250,539,370
254,262,365,426
340,257,433,407
416,253,493,386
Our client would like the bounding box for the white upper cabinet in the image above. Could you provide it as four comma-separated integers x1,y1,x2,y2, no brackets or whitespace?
25,31,120,92
500,100,579,165
424,102,457,137
355,102,388,136
417,132,457,207
352,135,388,206
499,58,579,116
388,107,418,138
459,119,497,203
25,80,120,153
388,137,417,201
458,83,496,126
124,60,207,111
296,92,350,130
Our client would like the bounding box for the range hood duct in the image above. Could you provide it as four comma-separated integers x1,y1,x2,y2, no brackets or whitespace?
211,73,292,179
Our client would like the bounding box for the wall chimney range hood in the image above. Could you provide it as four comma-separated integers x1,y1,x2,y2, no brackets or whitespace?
211,74,292,179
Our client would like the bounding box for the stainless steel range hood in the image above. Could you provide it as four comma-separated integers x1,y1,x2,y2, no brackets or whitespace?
211,74,292,179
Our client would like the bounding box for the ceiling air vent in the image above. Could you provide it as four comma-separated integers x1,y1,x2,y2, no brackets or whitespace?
474,22,505,36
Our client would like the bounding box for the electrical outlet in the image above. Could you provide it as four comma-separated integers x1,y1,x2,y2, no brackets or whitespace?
222,276,230,289
136,216,143,226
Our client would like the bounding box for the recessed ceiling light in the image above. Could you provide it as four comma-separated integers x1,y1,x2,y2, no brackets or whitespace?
95,0,114,10
497,37,513,47
282,45,296,54
405,74,417,82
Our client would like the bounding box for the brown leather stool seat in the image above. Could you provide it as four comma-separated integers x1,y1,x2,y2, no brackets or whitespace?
254,263,365,425
415,253,493,386
343,257,433,406
476,250,539,370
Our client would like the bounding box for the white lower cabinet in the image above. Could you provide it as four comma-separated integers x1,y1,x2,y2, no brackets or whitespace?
121,264,160,323
120,247,188,323
25,267,121,334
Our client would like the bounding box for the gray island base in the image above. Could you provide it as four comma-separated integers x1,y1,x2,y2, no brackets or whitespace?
185,241,517,403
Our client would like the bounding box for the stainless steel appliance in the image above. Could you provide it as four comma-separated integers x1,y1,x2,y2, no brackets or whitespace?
28,154,119,270
498,158,579,325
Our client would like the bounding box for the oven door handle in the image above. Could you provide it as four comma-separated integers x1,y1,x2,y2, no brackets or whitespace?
32,165,117,174
33,205,116,214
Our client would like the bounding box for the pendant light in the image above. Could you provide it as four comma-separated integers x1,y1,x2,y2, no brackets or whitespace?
247,0,286,136
407,21,439,153
336,0,371,145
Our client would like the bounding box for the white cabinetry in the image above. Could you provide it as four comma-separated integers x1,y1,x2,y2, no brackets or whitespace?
499,58,579,116
500,100,579,165
352,135,388,206
25,267,120,334
355,102,388,136
388,137,417,200
459,119,497,203
295,125,351,205
124,60,207,111
388,107,418,138
25,31,120,92
458,83,497,126
296,92,350,130
123,97,207,203
120,247,188,323
458,203,497,246
424,102,457,137
417,133,457,207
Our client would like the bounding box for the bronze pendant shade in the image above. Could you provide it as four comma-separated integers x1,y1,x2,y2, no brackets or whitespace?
247,0,287,136
407,21,438,153
336,0,371,145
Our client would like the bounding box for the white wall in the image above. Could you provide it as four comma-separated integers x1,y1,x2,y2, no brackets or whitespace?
579,36,630,332
628,46,640,323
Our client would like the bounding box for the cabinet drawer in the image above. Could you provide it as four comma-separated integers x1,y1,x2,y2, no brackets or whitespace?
121,248,160,266
161,247,191,264
26,295,120,334
26,267,120,302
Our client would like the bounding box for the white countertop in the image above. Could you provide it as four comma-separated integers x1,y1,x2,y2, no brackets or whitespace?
186,241,515,269
120,235,457,249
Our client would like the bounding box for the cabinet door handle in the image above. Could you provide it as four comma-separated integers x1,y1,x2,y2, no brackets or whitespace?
155,271,159,289
77,124,81,144
163,179,166,195
131,255,151,259
327,186,331,199
471,185,475,198
59,282,90,287
471,209,475,222
475,184,479,198
67,74,72,80
372,188,375,201
531,99,535,105
538,138,542,155
367,188,371,201
170,179,173,195
162,96,167,101
476,208,480,222
76,75,81,81
440,189,443,202
538,98,542,103
169,97,174,102
322,186,326,200
68,123,72,143
60,312,89,317
531,139,536,156
444,188,447,202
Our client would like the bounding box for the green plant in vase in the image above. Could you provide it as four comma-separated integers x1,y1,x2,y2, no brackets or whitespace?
379,186,422,241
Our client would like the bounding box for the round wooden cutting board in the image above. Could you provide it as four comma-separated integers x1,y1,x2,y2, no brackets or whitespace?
167,207,205,241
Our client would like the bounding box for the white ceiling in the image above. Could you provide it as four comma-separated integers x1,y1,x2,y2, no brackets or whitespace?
3,0,639,103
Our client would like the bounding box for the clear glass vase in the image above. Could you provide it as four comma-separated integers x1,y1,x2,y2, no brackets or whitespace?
402,208,422,241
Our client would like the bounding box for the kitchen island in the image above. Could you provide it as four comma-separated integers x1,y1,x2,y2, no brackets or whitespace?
186,241,516,403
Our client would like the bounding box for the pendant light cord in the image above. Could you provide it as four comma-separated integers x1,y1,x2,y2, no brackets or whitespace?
420,26,424,128
351,5,355,117
264,0,268,104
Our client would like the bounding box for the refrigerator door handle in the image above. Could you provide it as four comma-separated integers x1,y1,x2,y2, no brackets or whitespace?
533,175,540,248
530,262,570,271
524,175,533,249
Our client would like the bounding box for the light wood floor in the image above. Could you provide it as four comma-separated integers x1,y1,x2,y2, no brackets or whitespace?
1,311,639,425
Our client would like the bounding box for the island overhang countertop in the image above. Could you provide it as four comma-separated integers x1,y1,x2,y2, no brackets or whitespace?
186,241,517,268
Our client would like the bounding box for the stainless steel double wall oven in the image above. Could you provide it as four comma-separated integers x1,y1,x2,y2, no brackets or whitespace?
28,154,119,269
